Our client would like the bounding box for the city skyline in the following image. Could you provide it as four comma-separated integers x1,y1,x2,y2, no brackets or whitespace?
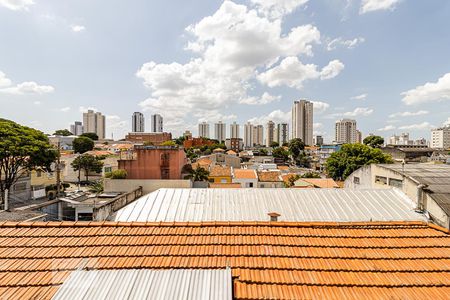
1,0,449,142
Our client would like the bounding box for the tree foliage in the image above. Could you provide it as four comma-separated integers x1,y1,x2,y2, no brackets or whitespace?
269,141,279,148
53,129,73,136
81,132,99,141
325,143,393,180
272,147,290,162
0,119,56,205
284,174,300,188
363,135,384,148
186,166,210,182
73,136,94,154
300,172,321,178
161,140,177,147
71,154,104,183
105,169,127,179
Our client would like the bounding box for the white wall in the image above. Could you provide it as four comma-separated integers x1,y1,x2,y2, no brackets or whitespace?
104,179,192,194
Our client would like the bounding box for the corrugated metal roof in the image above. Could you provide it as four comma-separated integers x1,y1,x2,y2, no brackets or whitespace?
113,188,427,222
52,269,232,300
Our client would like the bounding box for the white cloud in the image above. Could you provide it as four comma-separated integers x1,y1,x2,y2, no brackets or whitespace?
248,109,290,125
250,0,309,19
311,101,330,113
137,1,331,135
444,118,450,126
33,101,41,105
326,37,365,51
0,81,54,95
377,125,396,131
0,71,12,87
401,73,450,105
330,107,374,118
398,122,434,130
360,0,402,14
257,57,344,89
351,93,368,100
389,110,429,118
313,122,325,135
60,107,71,112
240,92,281,105
0,0,34,11
79,106,98,113
71,25,86,32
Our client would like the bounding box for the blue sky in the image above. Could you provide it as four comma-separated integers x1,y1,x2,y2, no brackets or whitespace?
1,0,449,142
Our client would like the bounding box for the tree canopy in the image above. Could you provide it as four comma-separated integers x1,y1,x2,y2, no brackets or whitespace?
186,166,210,182
161,140,177,147
325,143,393,180
269,141,279,148
288,138,305,159
363,135,384,148
53,129,73,136
71,154,104,183
0,119,56,205
272,147,290,162
73,136,94,154
80,132,99,141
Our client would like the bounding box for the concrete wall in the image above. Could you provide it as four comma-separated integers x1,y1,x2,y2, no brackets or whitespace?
104,179,192,195
93,187,143,221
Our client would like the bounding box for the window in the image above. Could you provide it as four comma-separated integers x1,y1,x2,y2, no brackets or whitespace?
104,167,112,173
77,213,93,221
249,182,253,187
389,178,403,188
353,177,360,184
375,176,387,185
220,179,227,183
209,178,214,183
36,170,42,177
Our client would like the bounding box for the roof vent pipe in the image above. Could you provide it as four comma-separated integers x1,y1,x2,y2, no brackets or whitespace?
268,212,281,222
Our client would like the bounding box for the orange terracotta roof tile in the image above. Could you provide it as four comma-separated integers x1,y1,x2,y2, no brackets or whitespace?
233,169,257,179
257,170,282,182
209,165,232,177
301,178,339,188
0,221,448,299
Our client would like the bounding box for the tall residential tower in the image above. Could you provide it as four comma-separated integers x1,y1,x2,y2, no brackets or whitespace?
132,112,145,133
292,100,313,146
83,110,105,140
151,114,163,133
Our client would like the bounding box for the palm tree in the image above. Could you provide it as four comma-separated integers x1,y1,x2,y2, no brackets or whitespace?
187,166,210,182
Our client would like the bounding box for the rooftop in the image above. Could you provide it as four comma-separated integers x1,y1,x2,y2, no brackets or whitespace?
0,221,448,299
257,170,282,182
233,169,257,179
378,164,450,215
301,178,339,188
209,165,232,177
114,188,427,223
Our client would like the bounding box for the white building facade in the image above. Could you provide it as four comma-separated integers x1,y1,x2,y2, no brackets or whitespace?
244,122,253,148
431,126,450,149
83,110,106,140
70,121,83,136
215,121,226,143
266,121,275,147
230,122,240,139
198,122,210,138
335,119,357,144
253,125,264,146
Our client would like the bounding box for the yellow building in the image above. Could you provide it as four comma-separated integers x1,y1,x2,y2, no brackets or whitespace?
30,168,56,189
208,165,232,184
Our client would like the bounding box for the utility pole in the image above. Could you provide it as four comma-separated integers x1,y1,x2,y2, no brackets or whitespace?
56,141,61,198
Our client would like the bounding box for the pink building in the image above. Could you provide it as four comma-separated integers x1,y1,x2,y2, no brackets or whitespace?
118,146,188,179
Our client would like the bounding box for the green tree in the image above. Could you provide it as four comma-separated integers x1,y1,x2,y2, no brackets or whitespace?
71,154,104,184
0,119,56,206
89,181,104,194
161,140,177,147
53,129,73,136
272,147,290,162
326,143,393,180
363,135,384,148
73,136,94,154
259,148,268,156
288,138,305,158
174,136,187,145
300,172,321,178
186,166,210,182
105,169,127,179
269,141,279,148
81,132,99,141
284,174,300,188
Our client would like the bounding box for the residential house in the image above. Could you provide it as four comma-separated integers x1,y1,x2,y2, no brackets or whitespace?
118,145,187,180
257,170,284,188
208,165,232,184
232,169,258,188
381,145,434,163
345,163,450,228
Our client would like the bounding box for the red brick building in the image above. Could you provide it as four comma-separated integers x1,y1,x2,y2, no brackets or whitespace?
125,132,172,145
183,137,214,149
118,146,187,179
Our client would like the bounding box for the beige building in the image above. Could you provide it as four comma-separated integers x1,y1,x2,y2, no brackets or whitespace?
345,164,450,229
83,110,106,140
266,121,275,147
335,119,357,144
230,122,240,139
214,121,226,143
431,125,450,149
276,123,289,145
244,122,253,148
252,125,264,146
198,122,210,138
292,100,313,146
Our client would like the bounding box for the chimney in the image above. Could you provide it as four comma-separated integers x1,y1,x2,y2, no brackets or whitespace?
268,212,280,222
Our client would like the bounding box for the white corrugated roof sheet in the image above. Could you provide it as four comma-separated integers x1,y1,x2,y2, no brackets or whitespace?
113,188,427,222
52,269,232,300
